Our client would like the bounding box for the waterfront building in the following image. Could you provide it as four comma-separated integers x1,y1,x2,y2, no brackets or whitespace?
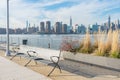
118,19,120,29
69,16,73,32
26,20,29,33
70,16,72,28
74,24,79,33
62,24,67,33
77,24,86,34
88,23,99,33
22,28,28,34
46,21,51,33
55,22,62,34
28,27,37,34
100,24,106,32
118,19,119,25
92,23,99,33
88,24,93,33
36,26,39,32
14,28,23,34
103,23,108,32
99,25,104,31
67,26,71,33
40,22,45,33
108,16,111,30
111,22,116,30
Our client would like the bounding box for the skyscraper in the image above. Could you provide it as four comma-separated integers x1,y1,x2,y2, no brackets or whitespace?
40,22,45,33
62,24,67,33
26,20,29,32
46,21,51,33
70,16,72,28
118,19,119,26
108,16,111,29
118,19,120,29
55,22,61,33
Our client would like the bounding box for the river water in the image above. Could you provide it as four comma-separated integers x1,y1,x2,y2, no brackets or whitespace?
0,34,85,50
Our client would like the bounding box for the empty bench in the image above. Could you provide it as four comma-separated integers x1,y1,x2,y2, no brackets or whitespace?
10,46,62,76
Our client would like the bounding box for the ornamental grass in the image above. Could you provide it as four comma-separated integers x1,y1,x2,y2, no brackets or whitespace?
95,32,107,56
110,30,120,58
80,31,92,53
105,30,113,56
61,30,120,59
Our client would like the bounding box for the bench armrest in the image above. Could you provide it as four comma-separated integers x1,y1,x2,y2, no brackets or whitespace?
50,56,59,63
27,51,38,57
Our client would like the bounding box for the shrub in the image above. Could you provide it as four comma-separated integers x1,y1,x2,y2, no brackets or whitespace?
110,51,120,58
60,37,80,54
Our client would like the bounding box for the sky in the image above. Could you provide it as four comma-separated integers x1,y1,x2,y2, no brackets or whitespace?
0,0,120,29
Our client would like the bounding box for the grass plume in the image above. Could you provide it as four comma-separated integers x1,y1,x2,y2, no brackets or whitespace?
110,30,120,58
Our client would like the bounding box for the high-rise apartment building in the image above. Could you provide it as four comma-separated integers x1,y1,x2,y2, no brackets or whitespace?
40,22,45,33
62,24,67,33
118,19,120,29
118,19,119,24
46,21,51,33
26,20,29,32
70,16,72,27
108,16,111,29
55,22,62,33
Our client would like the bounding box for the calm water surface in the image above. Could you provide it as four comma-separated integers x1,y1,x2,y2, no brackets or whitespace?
0,34,85,50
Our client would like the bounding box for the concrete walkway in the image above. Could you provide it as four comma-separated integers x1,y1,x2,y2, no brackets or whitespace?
0,56,51,80
0,50,120,80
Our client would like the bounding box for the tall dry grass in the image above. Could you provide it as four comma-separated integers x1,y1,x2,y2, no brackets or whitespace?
93,34,99,49
110,30,120,58
105,30,113,54
61,29,120,58
81,31,92,53
95,32,106,56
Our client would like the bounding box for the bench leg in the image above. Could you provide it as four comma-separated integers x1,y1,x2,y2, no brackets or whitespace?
10,54,18,60
34,60,37,65
20,56,22,59
48,65,57,76
47,63,62,76
24,59,32,67
56,64,62,73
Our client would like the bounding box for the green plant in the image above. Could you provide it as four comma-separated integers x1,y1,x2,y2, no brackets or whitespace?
80,47,93,53
110,51,120,58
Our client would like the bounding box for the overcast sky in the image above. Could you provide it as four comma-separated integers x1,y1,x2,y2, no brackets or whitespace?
0,0,120,29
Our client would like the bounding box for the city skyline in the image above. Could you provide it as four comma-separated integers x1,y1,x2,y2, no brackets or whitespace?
0,0,120,29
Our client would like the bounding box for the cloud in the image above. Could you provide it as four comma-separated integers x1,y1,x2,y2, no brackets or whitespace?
0,0,120,29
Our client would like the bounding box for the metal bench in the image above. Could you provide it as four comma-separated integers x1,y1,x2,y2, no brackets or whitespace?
47,50,62,76
24,50,62,76
24,51,44,66
10,45,25,60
